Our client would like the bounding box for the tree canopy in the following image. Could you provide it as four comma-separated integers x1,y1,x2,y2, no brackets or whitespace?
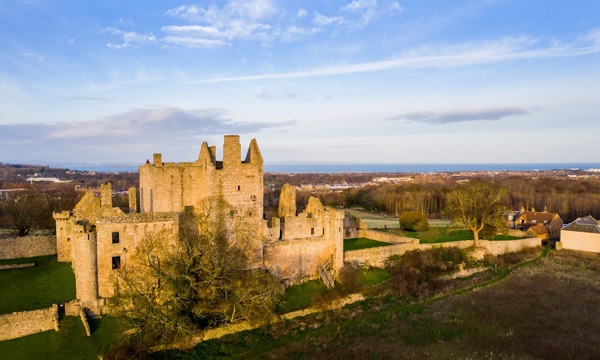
445,179,507,246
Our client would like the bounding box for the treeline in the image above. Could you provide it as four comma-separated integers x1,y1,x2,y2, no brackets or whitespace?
0,163,138,189
299,176,600,223
0,184,81,236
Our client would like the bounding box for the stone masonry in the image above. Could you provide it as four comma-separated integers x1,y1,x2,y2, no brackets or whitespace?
54,135,345,313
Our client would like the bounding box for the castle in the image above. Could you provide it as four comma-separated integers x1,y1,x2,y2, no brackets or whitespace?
54,135,344,313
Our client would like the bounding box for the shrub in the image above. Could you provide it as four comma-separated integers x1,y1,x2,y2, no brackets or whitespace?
398,211,430,232
337,265,363,294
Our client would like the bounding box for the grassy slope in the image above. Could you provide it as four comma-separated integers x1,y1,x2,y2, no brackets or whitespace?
0,255,76,313
344,238,392,251
153,250,600,360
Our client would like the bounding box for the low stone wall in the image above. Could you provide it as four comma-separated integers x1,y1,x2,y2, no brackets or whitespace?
0,304,59,341
477,238,542,255
80,310,91,337
0,263,35,270
357,229,416,244
347,232,541,267
0,235,56,260
345,241,419,267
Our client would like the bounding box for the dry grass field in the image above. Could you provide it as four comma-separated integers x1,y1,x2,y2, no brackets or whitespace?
155,250,600,360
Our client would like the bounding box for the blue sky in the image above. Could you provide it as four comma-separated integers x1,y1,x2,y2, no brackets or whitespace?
1,0,599,166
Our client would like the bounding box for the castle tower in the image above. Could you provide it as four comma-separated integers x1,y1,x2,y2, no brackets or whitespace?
73,226,99,308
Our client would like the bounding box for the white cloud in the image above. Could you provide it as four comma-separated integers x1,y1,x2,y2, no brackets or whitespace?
192,33,600,83
104,27,156,49
313,12,346,27
342,0,376,12
297,8,308,18
388,2,403,13
387,108,533,124
163,1,277,46
0,107,295,163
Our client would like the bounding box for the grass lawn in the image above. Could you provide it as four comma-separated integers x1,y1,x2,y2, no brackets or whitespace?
357,267,391,286
277,279,329,314
344,238,392,251
0,316,121,360
0,255,76,314
376,227,520,244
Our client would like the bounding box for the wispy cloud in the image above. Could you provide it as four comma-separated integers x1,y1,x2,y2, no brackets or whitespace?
387,108,533,124
162,0,276,47
0,107,295,162
104,27,157,49
192,31,600,83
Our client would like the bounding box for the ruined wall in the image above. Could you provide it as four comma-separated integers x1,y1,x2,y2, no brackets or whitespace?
0,305,58,341
474,238,542,255
345,242,420,267
277,184,296,218
357,229,416,244
54,212,73,261
264,237,337,280
0,235,56,260
560,230,600,253
95,214,179,299
347,232,540,267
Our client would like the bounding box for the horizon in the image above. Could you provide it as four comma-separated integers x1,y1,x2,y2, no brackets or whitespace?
1,1,599,164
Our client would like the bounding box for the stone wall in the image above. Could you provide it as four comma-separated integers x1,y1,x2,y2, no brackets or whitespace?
0,235,56,260
265,237,338,280
346,231,541,267
0,305,59,341
345,241,419,267
474,238,542,255
357,229,416,244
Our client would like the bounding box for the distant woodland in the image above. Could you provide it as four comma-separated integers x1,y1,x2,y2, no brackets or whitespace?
2,163,600,234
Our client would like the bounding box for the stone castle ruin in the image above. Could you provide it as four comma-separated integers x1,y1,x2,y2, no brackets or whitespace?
54,135,344,314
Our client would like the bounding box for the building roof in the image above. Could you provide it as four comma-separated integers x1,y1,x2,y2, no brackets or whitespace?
516,211,560,225
562,216,600,234
527,223,548,236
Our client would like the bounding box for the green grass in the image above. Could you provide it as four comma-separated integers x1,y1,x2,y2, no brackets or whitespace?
344,238,392,251
0,255,76,314
0,316,121,360
357,267,391,286
375,227,520,244
277,279,329,314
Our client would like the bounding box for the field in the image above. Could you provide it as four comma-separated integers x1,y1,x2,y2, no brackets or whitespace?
153,250,600,359
0,255,76,313
344,237,392,251
0,316,121,360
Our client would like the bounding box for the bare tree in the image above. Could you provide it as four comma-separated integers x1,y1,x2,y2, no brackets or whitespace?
0,188,43,236
446,179,507,246
111,196,283,347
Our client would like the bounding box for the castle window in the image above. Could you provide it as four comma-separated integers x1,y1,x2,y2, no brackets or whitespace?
112,232,120,244
323,228,325,235
112,256,121,270
229,210,235,218
311,228,315,235
237,185,241,191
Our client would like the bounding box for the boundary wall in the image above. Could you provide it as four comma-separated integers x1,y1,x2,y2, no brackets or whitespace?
0,304,59,341
0,235,56,260
357,229,416,244
346,231,542,267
